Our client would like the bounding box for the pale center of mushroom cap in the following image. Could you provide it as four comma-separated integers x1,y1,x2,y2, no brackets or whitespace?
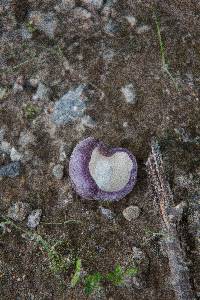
89,147,133,192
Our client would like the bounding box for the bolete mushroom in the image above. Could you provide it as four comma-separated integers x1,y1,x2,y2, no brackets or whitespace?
69,137,137,201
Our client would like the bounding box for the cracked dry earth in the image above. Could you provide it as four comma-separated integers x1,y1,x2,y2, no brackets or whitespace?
0,0,200,299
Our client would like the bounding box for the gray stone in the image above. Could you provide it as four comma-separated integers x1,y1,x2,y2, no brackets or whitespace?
7,202,31,221
99,206,114,220
10,147,22,161
52,164,64,179
0,141,11,154
121,84,137,104
27,209,42,228
73,7,92,20
125,16,137,27
123,205,140,221
18,131,35,148
52,85,87,125
0,161,21,177
136,25,151,34
132,246,145,260
104,19,119,35
32,82,49,101
13,82,23,93
20,25,32,40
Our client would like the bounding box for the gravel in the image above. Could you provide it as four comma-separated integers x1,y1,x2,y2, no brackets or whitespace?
52,85,87,125
27,209,42,229
121,84,137,104
7,202,31,222
123,205,140,221
10,148,22,161
0,161,21,177
32,82,50,101
125,16,137,27
99,206,114,220
104,19,119,35
52,164,64,179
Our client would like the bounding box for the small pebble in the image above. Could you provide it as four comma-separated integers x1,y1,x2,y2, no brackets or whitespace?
27,209,42,228
32,82,49,101
73,7,92,20
18,131,35,148
7,202,31,222
123,205,140,221
0,161,21,177
0,87,7,100
10,147,22,161
29,78,39,88
121,83,136,104
52,85,87,125
125,16,137,27
99,206,114,220
52,164,64,179
136,25,151,34
0,141,11,154
13,76,24,94
104,18,119,35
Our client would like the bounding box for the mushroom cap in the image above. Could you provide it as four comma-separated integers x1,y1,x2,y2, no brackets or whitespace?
69,137,137,201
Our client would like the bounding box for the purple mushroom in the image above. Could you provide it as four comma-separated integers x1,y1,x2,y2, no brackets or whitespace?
69,137,137,201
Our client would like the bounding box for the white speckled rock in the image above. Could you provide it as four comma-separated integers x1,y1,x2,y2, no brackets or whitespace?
52,164,64,179
27,209,42,228
52,85,87,125
99,206,114,220
123,205,140,221
125,16,137,27
121,83,137,104
7,202,31,222
10,147,22,161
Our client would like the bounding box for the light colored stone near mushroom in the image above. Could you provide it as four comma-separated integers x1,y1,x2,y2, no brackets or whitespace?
52,164,64,179
27,209,42,228
121,83,137,104
123,205,140,221
99,206,114,220
7,202,31,222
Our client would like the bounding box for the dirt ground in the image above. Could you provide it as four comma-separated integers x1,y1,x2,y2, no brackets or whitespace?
0,0,200,299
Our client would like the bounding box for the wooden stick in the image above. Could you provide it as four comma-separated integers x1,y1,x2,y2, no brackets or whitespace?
146,138,194,300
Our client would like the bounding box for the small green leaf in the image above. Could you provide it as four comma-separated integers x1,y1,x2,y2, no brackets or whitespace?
71,258,82,287
84,272,102,295
106,264,124,286
124,267,138,277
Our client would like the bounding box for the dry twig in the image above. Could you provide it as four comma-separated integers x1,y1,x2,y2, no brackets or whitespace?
146,138,194,300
